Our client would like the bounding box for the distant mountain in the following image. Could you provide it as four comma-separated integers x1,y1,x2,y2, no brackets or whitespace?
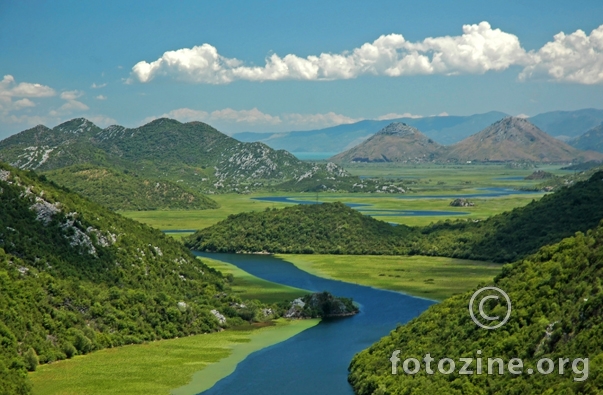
233,111,508,153
330,123,444,163
0,118,350,194
529,108,603,141
43,164,219,211
569,122,603,152
445,117,603,163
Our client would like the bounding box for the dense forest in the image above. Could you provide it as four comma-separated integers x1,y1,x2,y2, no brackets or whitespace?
43,164,219,211
187,171,603,263
348,220,603,394
0,162,279,394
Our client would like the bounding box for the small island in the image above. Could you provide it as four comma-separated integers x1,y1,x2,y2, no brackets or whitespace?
283,291,359,319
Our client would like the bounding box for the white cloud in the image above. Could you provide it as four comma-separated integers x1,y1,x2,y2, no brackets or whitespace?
520,25,603,84
438,112,449,117
130,22,528,84
60,90,83,100
143,107,363,131
96,95,107,100
91,82,107,89
0,75,56,98
515,113,530,118
283,112,360,128
375,112,423,120
129,22,603,85
87,115,117,127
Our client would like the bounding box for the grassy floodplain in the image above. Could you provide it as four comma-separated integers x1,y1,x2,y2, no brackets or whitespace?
201,257,309,303
280,254,501,301
30,257,315,395
30,319,317,395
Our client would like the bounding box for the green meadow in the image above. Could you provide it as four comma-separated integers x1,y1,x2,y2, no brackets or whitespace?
281,254,501,301
201,257,309,303
29,257,315,395
30,319,317,395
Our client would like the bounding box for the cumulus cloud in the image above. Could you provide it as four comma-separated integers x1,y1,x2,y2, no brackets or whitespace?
91,82,107,89
96,95,107,100
129,22,603,85
143,107,364,131
130,22,528,84
520,25,603,84
375,112,423,120
0,75,56,98
87,115,117,127
60,90,83,100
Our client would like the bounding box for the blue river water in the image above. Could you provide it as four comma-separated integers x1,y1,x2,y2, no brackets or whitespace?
194,252,434,395
251,187,541,218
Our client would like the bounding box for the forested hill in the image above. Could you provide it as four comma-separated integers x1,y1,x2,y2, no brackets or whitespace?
187,171,603,262
349,220,603,394
43,164,219,211
186,202,412,254
0,162,269,393
0,118,352,194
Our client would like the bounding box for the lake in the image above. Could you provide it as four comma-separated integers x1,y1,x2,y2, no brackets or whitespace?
194,252,434,395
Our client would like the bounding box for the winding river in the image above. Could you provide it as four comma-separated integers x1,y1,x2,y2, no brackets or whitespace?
194,252,434,395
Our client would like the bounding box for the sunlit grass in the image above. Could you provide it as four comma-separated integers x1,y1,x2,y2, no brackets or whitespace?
201,257,309,303
280,254,501,301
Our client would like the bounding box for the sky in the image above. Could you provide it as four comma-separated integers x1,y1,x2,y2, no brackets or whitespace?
1,0,603,138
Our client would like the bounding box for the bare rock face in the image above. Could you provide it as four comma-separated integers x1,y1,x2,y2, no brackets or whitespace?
450,198,474,207
445,117,603,163
331,122,444,163
525,170,555,180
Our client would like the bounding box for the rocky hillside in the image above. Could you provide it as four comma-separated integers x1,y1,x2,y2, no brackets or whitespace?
43,164,219,211
445,117,603,163
0,162,277,392
330,123,444,163
570,122,603,153
0,118,350,194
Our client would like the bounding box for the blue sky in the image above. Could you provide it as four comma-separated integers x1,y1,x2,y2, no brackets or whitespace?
1,0,602,138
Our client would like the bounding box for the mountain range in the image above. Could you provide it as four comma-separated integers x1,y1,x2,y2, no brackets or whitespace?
569,122,603,153
233,108,603,154
0,118,351,195
331,117,603,164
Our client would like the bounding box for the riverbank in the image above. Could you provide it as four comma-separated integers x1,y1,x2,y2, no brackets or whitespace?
29,256,316,395
30,318,318,395
279,254,501,301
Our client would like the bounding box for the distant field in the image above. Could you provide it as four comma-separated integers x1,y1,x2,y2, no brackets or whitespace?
124,164,556,230
280,254,502,301
201,257,309,303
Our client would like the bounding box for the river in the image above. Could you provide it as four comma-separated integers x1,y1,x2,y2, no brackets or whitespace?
193,252,434,395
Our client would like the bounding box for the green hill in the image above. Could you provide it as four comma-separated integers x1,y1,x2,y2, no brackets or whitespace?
0,118,351,194
187,170,603,262
348,220,603,394
0,162,274,393
185,202,412,254
43,164,219,211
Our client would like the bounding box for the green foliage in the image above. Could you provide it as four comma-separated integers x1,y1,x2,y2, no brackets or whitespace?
186,202,412,254
43,164,219,211
23,348,38,372
348,221,603,394
189,171,603,263
0,118,353,194
0,162,279,393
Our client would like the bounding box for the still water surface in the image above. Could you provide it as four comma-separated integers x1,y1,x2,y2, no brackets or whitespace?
194,253,434,395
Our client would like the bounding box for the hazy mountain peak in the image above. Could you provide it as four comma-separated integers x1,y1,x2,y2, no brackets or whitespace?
331,123,442,163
